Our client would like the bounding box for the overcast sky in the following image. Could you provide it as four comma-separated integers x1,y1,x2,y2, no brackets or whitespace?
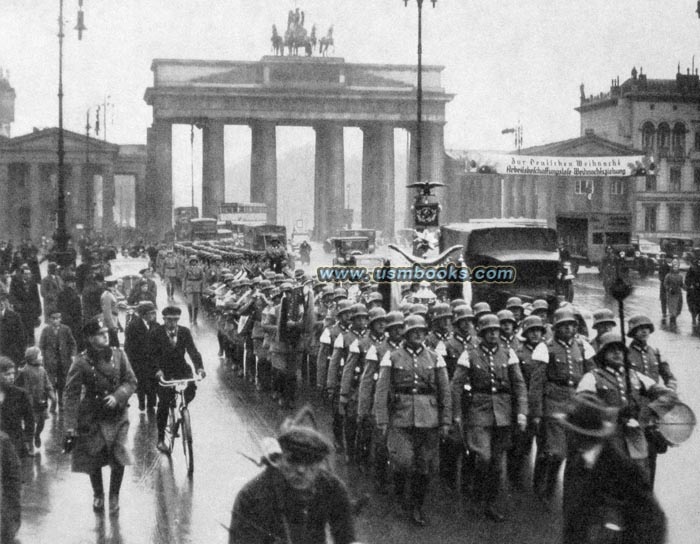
2,1,700,223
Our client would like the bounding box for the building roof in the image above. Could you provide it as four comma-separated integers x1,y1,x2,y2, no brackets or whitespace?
518,132,642,157
0,127,120,153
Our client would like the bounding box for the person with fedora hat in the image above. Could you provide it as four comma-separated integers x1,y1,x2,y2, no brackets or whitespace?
529,306,595,505
557,392,667,544
450,313,527,521
63,319,137,514
339,306,386,466
124,301,159,412
358,310,404,494
9,263,41,346
590,309,617,352
229,407,356,544
507,315,547,491
374,314,452,526
150,306,206,453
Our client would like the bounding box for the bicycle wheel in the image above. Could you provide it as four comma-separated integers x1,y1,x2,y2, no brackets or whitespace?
163,405,178,454
180,407,194,475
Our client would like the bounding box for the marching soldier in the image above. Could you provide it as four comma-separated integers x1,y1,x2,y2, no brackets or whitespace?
182,256,205,326
327,303,367,458
451,313,527,522
357,310,404,493
425,303,451,354
529,307,595,505
471,302,491,331
529,299,554,342
374,315,451,526
440,304,478,491
507,315,547,490
316,299,353,451
497,309,521,351
576,332,678,486
250,280,273,391
270,282,304,409
505,296,525,327
626,314,678,486
261,287,283,395
162,250,179,300
339,307,386,465
590,308,616,352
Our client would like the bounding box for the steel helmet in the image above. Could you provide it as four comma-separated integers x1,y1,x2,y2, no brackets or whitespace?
404,314,428,334
521,315,546,334
531,299,549,313
506,296,524,310
366,292,383,304
385,311,405,329
368,307,387,324
398,302,412,316
321,285,335,298
336,299,354,316
592,309,616,329
452,304,474,324
431,303,452,321
553,307,577,328
472,302,491,320
595,332,627,356
450,298,467,311
410,303,429,317
627,314,654,337
333,287,348,301
477,313,501,335
350,303,369,319
497,309,517,324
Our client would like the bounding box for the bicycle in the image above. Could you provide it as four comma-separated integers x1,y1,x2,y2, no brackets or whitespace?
159,376,202,475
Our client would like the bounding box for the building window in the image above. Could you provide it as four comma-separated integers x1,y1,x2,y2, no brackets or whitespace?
644,206,657,232
610,179,624,195
641,122,655,152
657,122,670,151
575,179,591,195
645,175,657,191
672,122,686,157
592,232,604,244
695,132,700,151
669,167,682,192
668,204,682,232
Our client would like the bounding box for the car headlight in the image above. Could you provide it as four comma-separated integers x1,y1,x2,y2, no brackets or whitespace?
634,251,641,258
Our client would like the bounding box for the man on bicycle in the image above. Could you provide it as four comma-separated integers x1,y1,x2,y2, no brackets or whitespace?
150,306,206,453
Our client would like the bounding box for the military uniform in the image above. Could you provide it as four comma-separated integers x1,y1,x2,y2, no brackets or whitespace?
316,321,348,450
374,342,451,518
628,341,677,389
450,341,527,508
327,327,361,453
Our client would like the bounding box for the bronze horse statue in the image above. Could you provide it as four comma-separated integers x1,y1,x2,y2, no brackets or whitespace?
319,25,334,57
271,25,284,56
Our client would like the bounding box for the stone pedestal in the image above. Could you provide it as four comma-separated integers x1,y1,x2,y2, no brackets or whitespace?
406,123,445,228
250,121,278,224
202,120,226,219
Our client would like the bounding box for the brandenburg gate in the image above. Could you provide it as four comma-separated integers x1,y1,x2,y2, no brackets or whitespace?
143,55,453,239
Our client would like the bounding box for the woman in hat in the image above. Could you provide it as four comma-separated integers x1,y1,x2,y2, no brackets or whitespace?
229,407,355,544
558,392,667,544
63,319,137,514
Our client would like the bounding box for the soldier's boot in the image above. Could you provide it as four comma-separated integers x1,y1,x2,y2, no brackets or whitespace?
393,472,409,511
533,454,548,500
506,445,524,491
461,451,476,499
344,417,357,462
374,442,390,494
544,455,563,502
187,305,194,325
409,473,429,526
332,411,345,454
193,307,199,325
439,438,459,490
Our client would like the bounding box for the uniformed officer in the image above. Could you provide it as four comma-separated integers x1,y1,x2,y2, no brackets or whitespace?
340,307,386,465
529,307,595,505
374,315,451,526
451,313,527,521
472,302,491,327
505,296,525,327
590,308,616,352
425,303,451,354
329,303,368,460
358,310,404,493
507,315,546,490
409,303,429,319
530,299,554,342
576,332,678,485
182,256,205,326
317,300,353,452
497,309,521,352
365,292,384,310
626,314,678,486
440,304,478,491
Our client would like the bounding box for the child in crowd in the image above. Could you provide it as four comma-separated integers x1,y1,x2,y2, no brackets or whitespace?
15,347,55,454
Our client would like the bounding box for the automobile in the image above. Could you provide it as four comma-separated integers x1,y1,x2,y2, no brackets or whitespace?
659,237,696,271
636,238,662,271
332,236,370,265
607,243,655,277
340,229,377,253
290,229,311,252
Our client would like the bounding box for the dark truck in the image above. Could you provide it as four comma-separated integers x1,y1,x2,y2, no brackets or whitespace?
243,224,287,252
440,219,566,309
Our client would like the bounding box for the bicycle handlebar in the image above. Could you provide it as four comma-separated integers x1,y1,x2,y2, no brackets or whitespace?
158,375,203,387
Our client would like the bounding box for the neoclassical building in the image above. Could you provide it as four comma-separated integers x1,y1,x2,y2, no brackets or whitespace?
577,66,700,241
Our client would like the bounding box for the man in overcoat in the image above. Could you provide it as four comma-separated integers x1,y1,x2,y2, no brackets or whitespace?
0,292,26,365
124,301,159,412
40,262,63,322
0,357,34,457
38,310,77,408
63,319,137,514
9,264,41,346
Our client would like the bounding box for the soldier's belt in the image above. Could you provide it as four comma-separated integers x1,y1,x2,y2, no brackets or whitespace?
471,387,511,395
394,387,434,395
546,378,578,387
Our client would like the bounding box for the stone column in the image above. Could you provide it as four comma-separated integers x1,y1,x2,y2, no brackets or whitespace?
314,123,345,240
524,177,536,218
134,170,147,232
151,120,173,237
202,120,226,219
250,121,277,224
0,163,8,236
361,124,395,237
69,163,82,227
29,163,42,242
102,161,115,235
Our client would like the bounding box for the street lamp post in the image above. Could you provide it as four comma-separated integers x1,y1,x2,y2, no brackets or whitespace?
403,0,442,246
53,0,86,267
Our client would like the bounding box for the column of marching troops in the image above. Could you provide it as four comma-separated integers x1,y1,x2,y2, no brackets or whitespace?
183,246,682,531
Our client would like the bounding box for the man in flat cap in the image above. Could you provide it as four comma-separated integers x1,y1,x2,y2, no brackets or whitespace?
125,301,159,412
229,407,356,544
